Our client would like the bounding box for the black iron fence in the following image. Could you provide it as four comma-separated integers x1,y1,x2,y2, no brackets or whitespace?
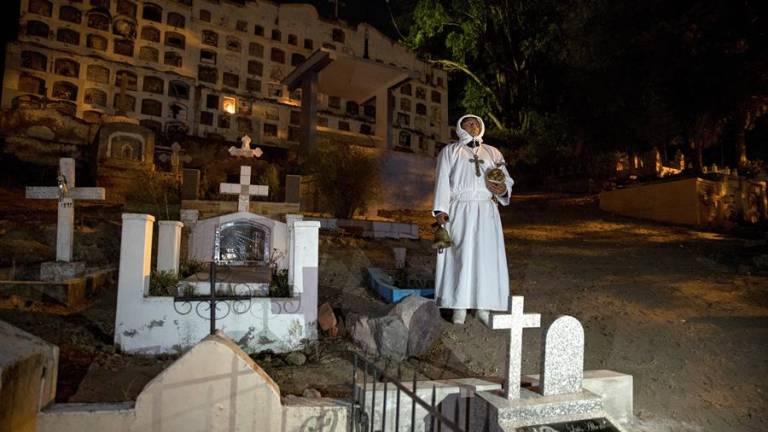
350,353,474,432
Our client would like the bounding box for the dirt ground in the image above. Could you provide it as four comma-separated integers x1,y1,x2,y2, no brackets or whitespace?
1,190,766,431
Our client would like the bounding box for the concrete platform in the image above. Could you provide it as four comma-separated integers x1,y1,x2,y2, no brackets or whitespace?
0,268,113,306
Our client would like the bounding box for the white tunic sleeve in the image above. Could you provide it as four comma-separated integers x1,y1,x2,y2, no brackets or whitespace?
494,152,515,206
432,146,452,216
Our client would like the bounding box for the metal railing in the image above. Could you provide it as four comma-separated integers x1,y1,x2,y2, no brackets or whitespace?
350,353,473,432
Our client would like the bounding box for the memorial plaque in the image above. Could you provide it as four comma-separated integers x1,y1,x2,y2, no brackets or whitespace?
516,417,620,432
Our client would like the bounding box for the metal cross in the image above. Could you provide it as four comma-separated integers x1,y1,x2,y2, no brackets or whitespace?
469,153,484,177
489,296,541,399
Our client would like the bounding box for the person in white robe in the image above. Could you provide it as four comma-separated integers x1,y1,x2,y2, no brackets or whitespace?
432,114,514,325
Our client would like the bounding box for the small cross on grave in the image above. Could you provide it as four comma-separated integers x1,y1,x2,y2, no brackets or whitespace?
25,158,105,262
469,153,484,177
219,166,268,213
489,296,541,399
229,134,263,158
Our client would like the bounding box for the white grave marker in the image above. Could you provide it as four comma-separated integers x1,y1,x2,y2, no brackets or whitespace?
229,134,264,158
25,158,105,262
540,315,585,396
219,166,268,212
489,295,541,399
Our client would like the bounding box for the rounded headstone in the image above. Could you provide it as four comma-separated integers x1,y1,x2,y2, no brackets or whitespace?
540,315,585,396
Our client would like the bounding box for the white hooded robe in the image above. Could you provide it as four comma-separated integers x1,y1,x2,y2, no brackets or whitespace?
433,114,514,311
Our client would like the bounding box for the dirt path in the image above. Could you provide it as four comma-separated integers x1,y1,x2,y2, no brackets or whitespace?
1,191,765,431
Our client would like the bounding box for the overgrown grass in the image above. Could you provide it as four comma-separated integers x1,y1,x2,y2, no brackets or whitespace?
149,269,180,296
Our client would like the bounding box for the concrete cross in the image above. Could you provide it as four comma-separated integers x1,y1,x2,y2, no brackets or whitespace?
228,134,264,158
219,166,268,212
25,158,106,262
489,295,541,399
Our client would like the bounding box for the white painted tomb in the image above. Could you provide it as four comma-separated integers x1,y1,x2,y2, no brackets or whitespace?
37,333,348,432
115,211,320,355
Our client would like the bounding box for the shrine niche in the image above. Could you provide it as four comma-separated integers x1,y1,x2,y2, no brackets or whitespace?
26,21,50,38
142,76,164,94
237,117,252,133
21,51,47,71
164,51,182,67
110,133,142,160
140,26,160,42
54,59,80,78
87,34,108,51
87,64,110,83
87,11,110,31
56,28,81,45
18,74,45,95
52,81,78,101
139,46,159,62
169,102,188,121
85,88,107,106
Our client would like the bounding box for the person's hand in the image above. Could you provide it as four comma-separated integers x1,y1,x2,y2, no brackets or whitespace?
486,179,507,195
434,212,449,225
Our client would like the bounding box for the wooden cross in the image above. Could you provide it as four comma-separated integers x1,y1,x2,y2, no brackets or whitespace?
219,166,268,212
25,158,105,262
489,296,541,399
469,153,484,177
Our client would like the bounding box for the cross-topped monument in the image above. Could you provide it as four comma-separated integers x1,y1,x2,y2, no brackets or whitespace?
489,295,541,399
219,166,268,212
26,158,106,263
229,134,263,158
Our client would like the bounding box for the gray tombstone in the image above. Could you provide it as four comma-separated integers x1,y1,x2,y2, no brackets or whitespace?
182,168,200,200
285,175,302,204
539,315,585,396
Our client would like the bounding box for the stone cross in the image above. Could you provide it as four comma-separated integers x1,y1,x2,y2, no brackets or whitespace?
228,134,264,158
539,315,585,396
489,296,541,399
25,158,105,262
469,153,484,177
219,166,268,212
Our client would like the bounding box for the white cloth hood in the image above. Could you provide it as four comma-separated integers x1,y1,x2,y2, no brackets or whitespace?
456,114,486,145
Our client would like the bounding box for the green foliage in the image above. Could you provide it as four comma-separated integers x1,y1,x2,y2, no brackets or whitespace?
269,269,290,298
179,283,196,297
125,172,181,220
149,269,180,297
304,145,380,219
179,259,205,279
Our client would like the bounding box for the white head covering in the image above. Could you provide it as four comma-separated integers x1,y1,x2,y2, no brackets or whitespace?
456,114,486,146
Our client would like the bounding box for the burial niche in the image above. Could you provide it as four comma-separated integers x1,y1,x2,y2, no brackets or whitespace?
108,132,143,161
215,220,270,265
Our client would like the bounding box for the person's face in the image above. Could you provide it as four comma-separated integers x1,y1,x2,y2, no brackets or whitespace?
461,118,481,137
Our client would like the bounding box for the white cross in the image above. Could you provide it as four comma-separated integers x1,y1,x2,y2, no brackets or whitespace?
489,295,541,399
219,166,268,212
25,158,105,262
228,134,263,158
